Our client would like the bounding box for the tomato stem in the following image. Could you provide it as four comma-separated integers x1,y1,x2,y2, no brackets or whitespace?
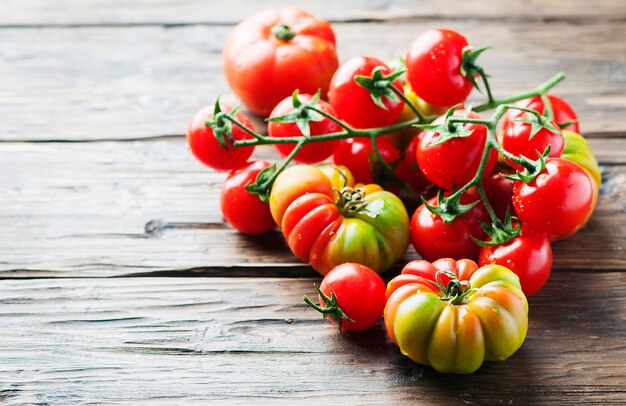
271,23,297,41
303,285,354,332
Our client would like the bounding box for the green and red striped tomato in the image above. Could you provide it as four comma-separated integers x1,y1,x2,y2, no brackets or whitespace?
269,164,410,275
385,258,528,374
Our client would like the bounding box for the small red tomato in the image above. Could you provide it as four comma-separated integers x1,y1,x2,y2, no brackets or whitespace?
187,105,255,171
513,158,595,241
220,161,276,234
332,137,400,184
501,94,580,133
305,263,387,332
268,94,341,164
392,134,432,194
410,194,489,261
417,110,497,190
482,173,515,221
406,28,474,108
328,56,404,129
479,231,552,297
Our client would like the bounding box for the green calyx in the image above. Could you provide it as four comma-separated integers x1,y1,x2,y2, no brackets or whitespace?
433,270,474,306
503,144,551,184
245,164,277,203
267,89,325,137
205,99,237,150
422,189,479,224
354,67,405,110
471,207,521,247
335,186,384,219
417,105,474,146
303,285,354,332
271,23,297,41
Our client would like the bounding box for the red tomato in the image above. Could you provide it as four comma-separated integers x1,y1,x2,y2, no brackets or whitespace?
405,29,473,108
332,137,399,184
482,173,515,221
268,94,341,164
307,263,387,332
223,8,338,116
479,231,552,297
187,105,255,171
220,161,276,234
328,56,404,129
393,134,432,194
410,194,489,261
501,94,580,133
501,113,564,172
417,110,497,190
513,158,595,241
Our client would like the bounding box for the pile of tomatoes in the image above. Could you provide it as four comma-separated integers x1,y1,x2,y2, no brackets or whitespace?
186,7,600,374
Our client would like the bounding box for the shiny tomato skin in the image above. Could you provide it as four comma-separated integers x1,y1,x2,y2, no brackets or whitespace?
501,94,580,133
332,137,400,184
410,194,489,261
417,110,497,190
482,173,515,222
479,232,552,297
328,56,404,129
513,158,595,241
318,263,387,331
268,94,341,164
220,161,276,234
187,105,255,171
223,8,338,116
405,29,473,108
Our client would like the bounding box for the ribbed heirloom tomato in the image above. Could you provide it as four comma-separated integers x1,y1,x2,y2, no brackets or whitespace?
223,8,338,116
384,258,528,374
269,165,410,275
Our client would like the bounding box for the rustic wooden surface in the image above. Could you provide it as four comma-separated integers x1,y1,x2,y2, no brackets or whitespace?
1,0,625,404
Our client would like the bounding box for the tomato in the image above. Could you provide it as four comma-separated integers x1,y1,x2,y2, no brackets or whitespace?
405,29,474,108
328,56,404,129
513,158,595,241
332,137,400,185
417,110,497,190
268,94,341,164
304,263,386,332
269,165,410,275
479,231,552,297
223,8,338,116
220,161,276,234
410,194,489,262
385,258,528,373
561,130,601,187
501,94,579,133
481,173,515,222
187,105,255,171
501,113,564,171
393,134,432,195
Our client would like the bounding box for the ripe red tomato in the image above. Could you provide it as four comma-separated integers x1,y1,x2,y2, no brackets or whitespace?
306,263,387,332
405,28,473,108
410,194,489,261
393,134,432,194
220,161,276,234
417,110,497,190
187,105,255,171
223,8,338,116
501,94,580,133
332,137,400,184
479,231,552,297
268,94,341,164
501,113,564,171
513,158,595,241
328,56,404,129
481,173,515,221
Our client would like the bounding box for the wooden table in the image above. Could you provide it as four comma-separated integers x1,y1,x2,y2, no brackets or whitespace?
2,1,625,404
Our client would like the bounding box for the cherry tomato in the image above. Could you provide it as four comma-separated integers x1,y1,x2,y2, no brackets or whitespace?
410,194,489,261
187,105,255,171
268,94,341,164
220,161,276,235
393,134,432,195
513,158,595,241
307,263,387,332
223,8,338,116
479,231,552,297
501,94,580,133
328,56,404,129
332,137,400,184
481,173,515,221
417,110,497,190
405,29,474,108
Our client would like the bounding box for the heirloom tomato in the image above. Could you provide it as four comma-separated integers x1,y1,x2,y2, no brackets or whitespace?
220,161,276,234
500,94,579,133
223,8,338,116
385,258,528,374
332,137,400,185
269,165,410,275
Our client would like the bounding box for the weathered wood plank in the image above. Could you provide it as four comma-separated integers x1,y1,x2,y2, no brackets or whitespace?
0,274,624,404
1,21,625,141
3,0,626,26
1,140,624,277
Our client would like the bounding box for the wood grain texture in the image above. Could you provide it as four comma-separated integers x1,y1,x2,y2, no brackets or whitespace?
3,0,626,26
1,20,625,141
1,140,624,277
0,274,624,405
